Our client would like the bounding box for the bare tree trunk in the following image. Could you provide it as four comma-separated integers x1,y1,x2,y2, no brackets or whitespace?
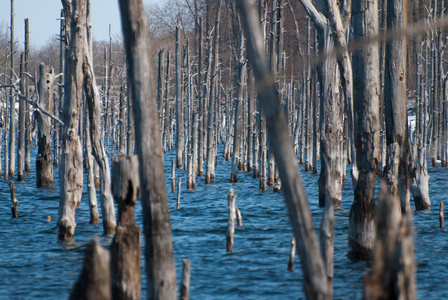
58,0,85,241
205,2,221,184
24,18,31,172
176,26,184,169
83,0,116,235
9,0,15,176
111,155,141,300
384,0,410,214
238,1,329,297
55,11,65,168
70,239,111,300
364,188,416,299
36,64,55,188
85,103,99,225
17,53,25,181
348,0,380,261
119,0,177,298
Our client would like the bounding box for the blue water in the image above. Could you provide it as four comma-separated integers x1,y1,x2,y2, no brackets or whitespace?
0,143,447,299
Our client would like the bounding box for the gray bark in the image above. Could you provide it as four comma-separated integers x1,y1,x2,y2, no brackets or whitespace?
348,0,380,261
9,0,15,176
58,0,85,240
118,0,177,298
238,1,329,297
36,64,55,188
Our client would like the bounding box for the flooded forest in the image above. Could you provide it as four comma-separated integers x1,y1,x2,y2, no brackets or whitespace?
1,0,448,299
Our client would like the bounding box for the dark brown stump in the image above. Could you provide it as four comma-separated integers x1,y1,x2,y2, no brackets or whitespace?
70,238,111,300
111,155,141,300
9,181,18,218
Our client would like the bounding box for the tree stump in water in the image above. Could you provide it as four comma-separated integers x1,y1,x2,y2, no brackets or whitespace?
70,238,111,300
9,182,18,218
180,259,191,300
440,202,444,229
226,189,237,252
111,155,141,300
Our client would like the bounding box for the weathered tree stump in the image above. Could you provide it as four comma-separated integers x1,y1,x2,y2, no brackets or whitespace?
180,259,191,300
288,237,296,272
111,155,141,300
70,238,111,300
440,202,444,228
171,159,175,192
177,178,182,210
236,205,243,227
9,181,18,218
36,63,55,188
226,189,237,252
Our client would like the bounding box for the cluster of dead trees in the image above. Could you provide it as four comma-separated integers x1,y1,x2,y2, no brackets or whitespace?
3,0,448,298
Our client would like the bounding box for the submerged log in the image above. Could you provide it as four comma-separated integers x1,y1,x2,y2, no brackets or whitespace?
9,181,18,218
111,155,141,300
70,238,111,300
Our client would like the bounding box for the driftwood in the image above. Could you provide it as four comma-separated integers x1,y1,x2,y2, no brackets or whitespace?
70,238,111,300
111,155,141,300
118,0,177,297
9,181,18,218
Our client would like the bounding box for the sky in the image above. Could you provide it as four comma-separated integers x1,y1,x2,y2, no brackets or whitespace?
0,0,167,50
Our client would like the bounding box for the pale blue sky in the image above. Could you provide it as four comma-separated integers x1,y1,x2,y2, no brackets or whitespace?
0,0,166,50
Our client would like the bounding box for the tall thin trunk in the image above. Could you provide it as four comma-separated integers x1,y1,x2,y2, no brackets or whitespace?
17,53,25,181
175,26,184,169
119,0,177,298
348,0,380,261
9,0,15,176
24,18,31,172
384,0,410,214
58,0,86,241
83,0,116,235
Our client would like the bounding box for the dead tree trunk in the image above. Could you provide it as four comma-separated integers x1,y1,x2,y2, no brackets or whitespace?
118,0,177,298
9,0,15,176
58,0,85,241
363,187,416,299
205,1,222,184
24,18,31,172
111,155,141,300
384,0,410,214
175,26,184,169
17,53,25,181
238,1,329,297
36,64,55,188
83,2,116,235
348,0,380,261
9,181,18,218
70,238,111,300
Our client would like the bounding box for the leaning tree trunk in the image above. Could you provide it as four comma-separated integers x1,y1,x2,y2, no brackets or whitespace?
36,63,55,188
384,0,410,214
58,0,85,241
238,1,330,298
348,0,380,261
118,0,177,298
83,0,116,235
